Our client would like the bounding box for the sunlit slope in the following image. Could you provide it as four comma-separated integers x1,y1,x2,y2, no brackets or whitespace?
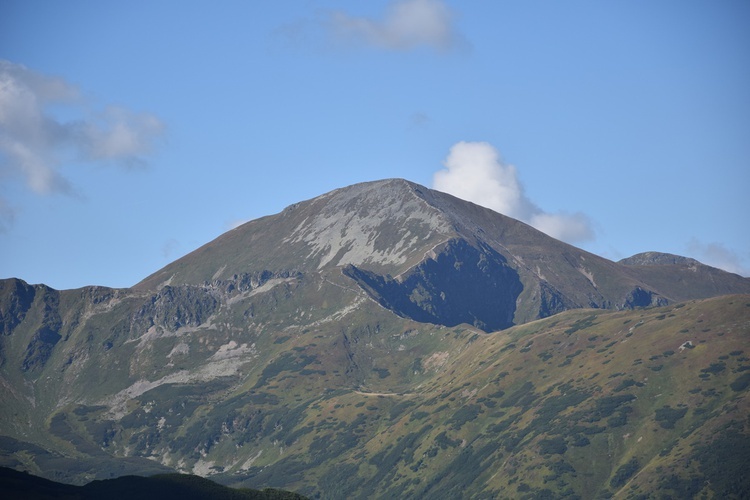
220,295,750,499
2,287,748,498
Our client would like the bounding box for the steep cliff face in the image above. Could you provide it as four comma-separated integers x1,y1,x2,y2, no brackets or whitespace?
0,281,62,372
0,279,37,336
131,285,220,333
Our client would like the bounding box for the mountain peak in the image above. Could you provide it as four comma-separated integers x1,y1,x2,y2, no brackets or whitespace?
280,178,455,271
135,179,460,290
619,251,702,267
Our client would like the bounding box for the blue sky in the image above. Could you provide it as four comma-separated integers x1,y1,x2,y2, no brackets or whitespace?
1,0,748,289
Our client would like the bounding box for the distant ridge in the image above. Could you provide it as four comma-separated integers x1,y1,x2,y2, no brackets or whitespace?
0,466,307,499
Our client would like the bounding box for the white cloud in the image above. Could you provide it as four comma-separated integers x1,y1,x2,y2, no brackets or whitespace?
687,239,748,276
0,60,165,198
433,141,595,244
328,0,464,52
75,106,165,168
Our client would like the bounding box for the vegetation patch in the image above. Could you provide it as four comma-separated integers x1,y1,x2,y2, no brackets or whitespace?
538,436,567,455
610,457,639,488
449,404,482,430
654,406,688,429
700,362,726,375
564,315,598,335
729,373,750,392
613,379,643,392
500,381,537,408
593,394,636,419
695,429,750,497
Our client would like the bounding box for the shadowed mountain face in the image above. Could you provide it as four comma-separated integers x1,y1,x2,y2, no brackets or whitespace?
1,179,750,498
343,239,523,331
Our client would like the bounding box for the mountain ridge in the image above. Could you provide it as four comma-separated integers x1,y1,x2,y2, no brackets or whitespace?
1,178,749,498
133,178,750,329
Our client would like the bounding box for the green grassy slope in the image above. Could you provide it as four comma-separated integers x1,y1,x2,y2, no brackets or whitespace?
2,272,748,498
217,295,750,499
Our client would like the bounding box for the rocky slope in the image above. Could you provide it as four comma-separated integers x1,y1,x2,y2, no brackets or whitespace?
1,179,749,498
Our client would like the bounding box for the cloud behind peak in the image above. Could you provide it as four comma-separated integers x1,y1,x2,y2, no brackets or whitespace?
433,141,595,244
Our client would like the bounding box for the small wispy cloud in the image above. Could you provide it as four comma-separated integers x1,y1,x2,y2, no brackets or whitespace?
0,60,165,219
327,0,466,52
433,141,595,244
410,111,431,127
161,238,180,259
227,218,250,230
74,106,165,168
687,238,748,276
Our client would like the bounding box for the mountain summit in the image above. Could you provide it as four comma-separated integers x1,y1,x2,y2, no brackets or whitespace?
137,178,749,331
